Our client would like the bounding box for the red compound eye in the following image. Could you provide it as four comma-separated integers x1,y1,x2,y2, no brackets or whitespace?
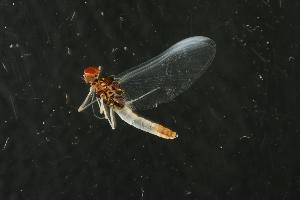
84,66,99,75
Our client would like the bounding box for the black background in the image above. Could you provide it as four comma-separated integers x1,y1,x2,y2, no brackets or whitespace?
0,0,299,199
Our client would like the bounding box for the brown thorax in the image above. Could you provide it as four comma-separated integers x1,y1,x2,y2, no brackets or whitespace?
92,76,124,109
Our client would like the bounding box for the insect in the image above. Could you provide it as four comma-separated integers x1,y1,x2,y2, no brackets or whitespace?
78,36,216,139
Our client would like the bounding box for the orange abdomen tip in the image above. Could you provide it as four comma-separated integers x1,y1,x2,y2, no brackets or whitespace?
154,124,177,139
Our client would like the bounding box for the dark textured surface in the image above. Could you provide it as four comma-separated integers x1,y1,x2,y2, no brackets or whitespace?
0,0,299,199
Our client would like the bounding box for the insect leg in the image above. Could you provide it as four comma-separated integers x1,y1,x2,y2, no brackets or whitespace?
78,87,95,112
97,98,114,129
110,107,116,129
99,98,104,115
92,93,105,119
80,97,98,112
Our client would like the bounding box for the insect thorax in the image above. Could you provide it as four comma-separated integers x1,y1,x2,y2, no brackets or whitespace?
91,76,124,108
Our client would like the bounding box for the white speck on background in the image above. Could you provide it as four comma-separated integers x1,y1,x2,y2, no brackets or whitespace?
112,47,118,53
9,95,18,120
2,62,8,72
2,137,9,151
66,47,72,55
71,11,76,21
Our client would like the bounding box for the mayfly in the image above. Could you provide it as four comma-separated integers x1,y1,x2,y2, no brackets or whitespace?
78,36,216,139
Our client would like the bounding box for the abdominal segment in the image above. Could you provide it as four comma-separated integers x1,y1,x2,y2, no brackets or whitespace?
152,123,177,139
115,106,177,139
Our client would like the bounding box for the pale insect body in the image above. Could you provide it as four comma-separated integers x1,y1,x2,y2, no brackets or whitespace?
78,36,216,139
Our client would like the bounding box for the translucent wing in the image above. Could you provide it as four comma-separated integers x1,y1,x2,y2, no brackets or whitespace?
116,36,216,110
